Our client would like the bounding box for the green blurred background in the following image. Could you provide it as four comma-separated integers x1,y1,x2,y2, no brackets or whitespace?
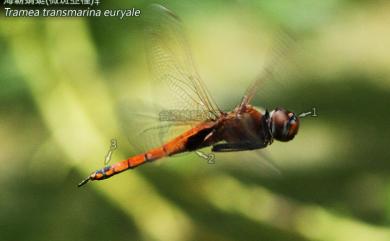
1,0,390,241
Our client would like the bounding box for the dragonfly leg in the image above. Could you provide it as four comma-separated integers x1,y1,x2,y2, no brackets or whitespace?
212,142,265,152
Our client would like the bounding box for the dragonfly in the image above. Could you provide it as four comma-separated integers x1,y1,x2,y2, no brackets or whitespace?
78,4,300,187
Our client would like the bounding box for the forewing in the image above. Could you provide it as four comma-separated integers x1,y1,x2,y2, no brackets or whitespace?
244,32,296,104
117,5,223,155
144,4,221,119
212,150,282,177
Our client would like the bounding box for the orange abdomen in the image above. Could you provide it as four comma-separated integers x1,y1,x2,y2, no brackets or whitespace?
89,121,217,182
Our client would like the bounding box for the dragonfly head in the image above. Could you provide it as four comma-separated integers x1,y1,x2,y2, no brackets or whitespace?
269,107,299,142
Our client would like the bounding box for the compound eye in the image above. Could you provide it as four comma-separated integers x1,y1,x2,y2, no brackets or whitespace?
271,109,299,142
286,113,299,139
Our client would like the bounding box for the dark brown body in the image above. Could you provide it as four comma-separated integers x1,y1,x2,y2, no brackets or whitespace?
85,105,271,183
187,105,271,151
210,105,270,146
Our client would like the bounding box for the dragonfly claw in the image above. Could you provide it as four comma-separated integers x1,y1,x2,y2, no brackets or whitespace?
77,176,90,187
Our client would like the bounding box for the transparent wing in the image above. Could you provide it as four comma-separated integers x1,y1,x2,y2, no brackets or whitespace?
116,5,223,154
244,32,296,104
144,4,221,119
208,149,282,177
117,99,199,155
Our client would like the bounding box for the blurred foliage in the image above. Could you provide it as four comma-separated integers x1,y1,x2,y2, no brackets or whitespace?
1,0,390,241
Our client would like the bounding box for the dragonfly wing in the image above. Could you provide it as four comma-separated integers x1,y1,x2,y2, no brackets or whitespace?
117,99,198,155
145,4,221,119
244,32,296,104
117,5,223,156
213,149,282,177
252,149,282,175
